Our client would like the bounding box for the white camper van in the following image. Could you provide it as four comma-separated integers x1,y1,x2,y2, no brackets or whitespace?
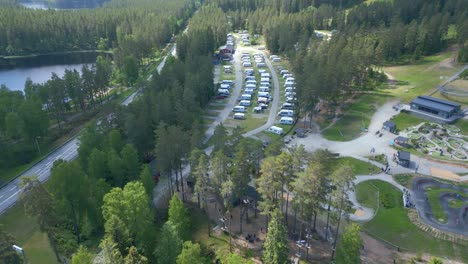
239,100,252,107
278,110,294,117
232,106,246,113
233,113,246,120
279,117,294,125
266,126,283,135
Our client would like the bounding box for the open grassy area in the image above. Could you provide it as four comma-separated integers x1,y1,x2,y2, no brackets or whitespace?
355,181,379,209
425,186,468,223
322,92,392,141
0,203,57,264
384,50,463,103
333,156,381,175
393,174,413,188
361,180,468,262
390,112,424,131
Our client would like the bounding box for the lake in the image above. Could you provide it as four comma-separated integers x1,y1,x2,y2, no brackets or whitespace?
19,0,104,9
0,52,107,91
0,64,89,91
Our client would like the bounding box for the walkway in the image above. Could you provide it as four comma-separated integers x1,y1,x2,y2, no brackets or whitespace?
348,173,406,222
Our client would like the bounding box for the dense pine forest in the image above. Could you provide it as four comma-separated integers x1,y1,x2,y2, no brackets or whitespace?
1,0,467,263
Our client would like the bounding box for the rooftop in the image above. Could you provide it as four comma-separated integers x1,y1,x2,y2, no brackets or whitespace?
397,150,411,161
395,136,409,143
383,120,396,128
411,96,460,113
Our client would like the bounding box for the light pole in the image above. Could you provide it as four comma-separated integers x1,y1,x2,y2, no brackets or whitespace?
34,136,42,156
12,245,26,264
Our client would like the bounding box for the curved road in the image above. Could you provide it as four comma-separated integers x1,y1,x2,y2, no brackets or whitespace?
0,44,178,215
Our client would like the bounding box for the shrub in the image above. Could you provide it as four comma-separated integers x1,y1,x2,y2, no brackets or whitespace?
381,192,395,208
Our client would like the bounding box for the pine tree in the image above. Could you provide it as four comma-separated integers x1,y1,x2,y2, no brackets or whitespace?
262,209,289,264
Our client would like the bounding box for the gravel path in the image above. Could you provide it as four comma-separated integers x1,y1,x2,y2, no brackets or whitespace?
348,173,406,222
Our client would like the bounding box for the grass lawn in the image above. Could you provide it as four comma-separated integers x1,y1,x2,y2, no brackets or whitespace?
391,112,424,131
425,186,468,223
322,93,392,141
393,174,413,188
355,181,379,209
449,199,467,208
226,112,268,133
362,180,468,262
333,156,381,175
0,202,57,264
384,50,463,103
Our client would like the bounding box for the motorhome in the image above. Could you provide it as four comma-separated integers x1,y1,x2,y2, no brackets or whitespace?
232,106,246,113
239,100,251,107
281,103,294,110
279,117,294,125
258,92,270,98
233,113,246,120
240,94,252,101
278,110,294,117
266,126,283,135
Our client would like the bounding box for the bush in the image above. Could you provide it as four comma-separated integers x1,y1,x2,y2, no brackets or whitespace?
381,192,395,208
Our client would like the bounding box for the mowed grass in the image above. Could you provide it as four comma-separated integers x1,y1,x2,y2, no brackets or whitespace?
384,50,463,103
390,112,424,130
226,114,268,133
355,181,379,209
361,180,468,262
0,203,57,264
323,93,392,141
332,156,381,175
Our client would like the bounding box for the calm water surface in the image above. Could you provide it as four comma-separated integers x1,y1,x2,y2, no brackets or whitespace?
0,64,88,91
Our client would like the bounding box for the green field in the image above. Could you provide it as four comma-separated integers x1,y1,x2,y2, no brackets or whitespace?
322,93,392,141
355,181,379,209
384,50,462,102
333,156,381,175
390,112,424,131
0,203,57,264
361,180,468,262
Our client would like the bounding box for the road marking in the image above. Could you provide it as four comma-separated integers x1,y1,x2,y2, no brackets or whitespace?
0,195,3,199
0,190,20,207
9,187,16,191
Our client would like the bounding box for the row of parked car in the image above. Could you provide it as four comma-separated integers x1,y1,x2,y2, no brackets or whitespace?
233,52,273,120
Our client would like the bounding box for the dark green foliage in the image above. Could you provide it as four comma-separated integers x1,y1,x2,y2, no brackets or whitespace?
381,192,396,209
335,223,362,264
0,225,23,264
0,0,196,59
262,210,288,264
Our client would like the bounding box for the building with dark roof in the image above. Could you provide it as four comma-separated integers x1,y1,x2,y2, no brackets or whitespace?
397,151,410,167
409,96,462,123
383,120,396,133
395,136,409,147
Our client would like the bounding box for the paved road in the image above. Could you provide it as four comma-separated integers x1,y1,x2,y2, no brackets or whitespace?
348,173,407,222
0,43,178,215
202,44,244,144
429,64,468,96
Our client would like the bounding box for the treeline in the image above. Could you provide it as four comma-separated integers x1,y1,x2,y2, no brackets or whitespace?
0,56,111,171
342,0,468,61
211,0,467,62
0,0,197,61
293,33,387,118
210,0,362,12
